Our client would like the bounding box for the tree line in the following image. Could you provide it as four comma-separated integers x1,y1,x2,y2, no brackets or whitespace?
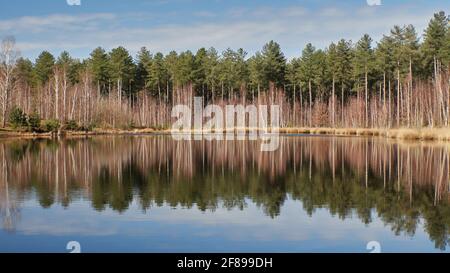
0,11,449,131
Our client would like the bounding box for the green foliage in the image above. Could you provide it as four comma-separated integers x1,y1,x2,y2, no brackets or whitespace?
56,51,82,86
148,52,169,95
89,47,110,91
421,11,449,75
204,47,220,98
249,52,266,89
353,34,374,78
79,122,96,132
175,50,196,86
217,48,248,97
389,25,420,76
261,40,286,87
193,48,208,93
298,43,327,92
65,120,79,131
375,35,396,78
16,58,34,87
27,111,41,132
43,119,60,132
34,51,55,85
109,46,136,96
9,107,28,129
135,47,152,92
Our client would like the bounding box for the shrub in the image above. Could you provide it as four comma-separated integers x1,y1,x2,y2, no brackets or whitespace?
27,112,41,132
65,120,79,131
43,119,60,132
9,107,28,129
79,122,96,132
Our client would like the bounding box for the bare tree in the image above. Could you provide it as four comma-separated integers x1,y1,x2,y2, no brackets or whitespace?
0,36,19,127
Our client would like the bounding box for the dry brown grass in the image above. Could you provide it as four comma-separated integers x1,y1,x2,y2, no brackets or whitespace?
278,127,450,142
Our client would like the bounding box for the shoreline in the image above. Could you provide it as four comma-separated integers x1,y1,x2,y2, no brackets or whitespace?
1,127,450,142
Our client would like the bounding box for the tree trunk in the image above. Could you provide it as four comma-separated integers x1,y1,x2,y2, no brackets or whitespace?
365,68,368,128
55,70,60,120
341,83,344,127
332,76,335,127
397,64,400,127
309,80,312,127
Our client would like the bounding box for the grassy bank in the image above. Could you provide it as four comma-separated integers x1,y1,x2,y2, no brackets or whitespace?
1,127,450,142
0,127,162,139
278,127,450,141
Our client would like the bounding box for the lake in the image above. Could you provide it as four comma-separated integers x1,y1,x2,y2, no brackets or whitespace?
0,135,449,253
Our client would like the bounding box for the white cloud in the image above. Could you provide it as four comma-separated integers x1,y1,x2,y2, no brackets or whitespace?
0,13,116,33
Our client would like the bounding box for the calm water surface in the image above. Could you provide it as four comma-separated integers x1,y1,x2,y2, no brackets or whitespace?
0,135,449,252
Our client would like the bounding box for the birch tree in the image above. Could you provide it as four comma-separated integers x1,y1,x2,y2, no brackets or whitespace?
0,37,19,127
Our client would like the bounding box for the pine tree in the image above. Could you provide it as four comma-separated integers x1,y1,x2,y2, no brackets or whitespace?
335,39,353,125
326,43,338,126
109,46,135,101
164,51,178,102
261,40,286,88
248,52,265,101
176,51,195,87
135,47,152,94
421,11,449,75
55,51,74,121
193,48,208,98
34,51,55,86
311,49,327,97
204,47,219,102
298,43,317,126
375,35,396,127
88,47,110,95
286,57,301,125
148,52,168,102
353,34,374,127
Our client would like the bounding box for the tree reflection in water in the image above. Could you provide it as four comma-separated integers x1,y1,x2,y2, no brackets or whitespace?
0,136,449,249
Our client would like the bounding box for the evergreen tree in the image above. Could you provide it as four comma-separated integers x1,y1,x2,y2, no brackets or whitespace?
421,11,449,74
248,52,265,98
298,43,317,126
326,43,339,126
148,52,169,101
261,40,286,88
311,49,327,97
204,47,219,101
176,50,195,87
135,47,152,93
88,47,110,94
335,39,353,123
353,34,374,126
15,58,34,87
109,46,135,98
193,48,208,96
164,51,178,91
34,51,55,86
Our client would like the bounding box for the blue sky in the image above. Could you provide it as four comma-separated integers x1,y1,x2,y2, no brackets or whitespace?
0,0,447,60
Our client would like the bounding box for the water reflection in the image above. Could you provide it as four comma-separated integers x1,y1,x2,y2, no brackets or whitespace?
0,136,449,251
